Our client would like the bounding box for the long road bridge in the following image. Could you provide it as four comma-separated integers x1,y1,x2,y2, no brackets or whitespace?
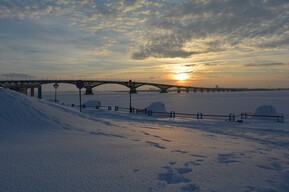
0,79,254,99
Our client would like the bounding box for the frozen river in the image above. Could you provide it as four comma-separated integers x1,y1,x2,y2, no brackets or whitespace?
42,90,289,118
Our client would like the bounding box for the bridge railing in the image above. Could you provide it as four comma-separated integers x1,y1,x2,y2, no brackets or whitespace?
65,103,284,123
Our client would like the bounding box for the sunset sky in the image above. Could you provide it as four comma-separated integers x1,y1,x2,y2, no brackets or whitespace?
0,0,288,88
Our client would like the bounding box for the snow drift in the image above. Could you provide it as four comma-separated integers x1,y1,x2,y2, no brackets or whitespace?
252,105,279,120
146,101,167,112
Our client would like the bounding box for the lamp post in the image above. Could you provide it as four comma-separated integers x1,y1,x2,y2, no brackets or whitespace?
128,80,132,113
53,83,59,103
76,80,84,112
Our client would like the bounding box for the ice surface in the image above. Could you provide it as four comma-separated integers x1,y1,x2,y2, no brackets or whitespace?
1,88,289,192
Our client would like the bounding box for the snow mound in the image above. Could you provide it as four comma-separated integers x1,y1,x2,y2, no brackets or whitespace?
146,102,166,112
252,105,278,120
0,88,99,133
0,88,57,131
83,100,101,107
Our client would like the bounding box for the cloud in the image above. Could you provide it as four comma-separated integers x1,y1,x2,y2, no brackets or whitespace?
245,62,288,67
1,73,35,79
3,1,287,59
175,70,194,74
0,43,7,50
88,48,110,55
130,0,289,59
0,0,288,69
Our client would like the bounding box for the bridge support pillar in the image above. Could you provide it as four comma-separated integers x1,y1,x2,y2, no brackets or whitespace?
130,87,137,94
85,88,94,95
186,87,189,93
160,88,168,93
21,87,27,95
177,87,181,93
38,86,42,99
30,87,34,97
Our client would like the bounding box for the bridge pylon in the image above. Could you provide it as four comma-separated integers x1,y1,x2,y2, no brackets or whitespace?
160,88,168,93
130,87,137,94
85,88,93,95
159,85,171,93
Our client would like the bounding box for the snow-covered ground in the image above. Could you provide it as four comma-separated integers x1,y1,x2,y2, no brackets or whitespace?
1,88,289,192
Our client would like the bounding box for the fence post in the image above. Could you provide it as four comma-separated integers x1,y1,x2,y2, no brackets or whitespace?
241,113,247,120
108,106,111,111
115,106,119,111
170,111,176,118
148,110,153,116
229,113,235,122
197,112,203,119
277,115,284,123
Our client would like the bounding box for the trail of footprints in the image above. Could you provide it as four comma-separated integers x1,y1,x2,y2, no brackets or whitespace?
60,121,289,191
157,160,203,191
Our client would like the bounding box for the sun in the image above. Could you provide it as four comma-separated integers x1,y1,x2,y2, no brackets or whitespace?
175,73,189,81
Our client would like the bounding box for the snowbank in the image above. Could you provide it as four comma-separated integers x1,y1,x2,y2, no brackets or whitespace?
252,105,279,120
0,88,59,131
146,101,166,112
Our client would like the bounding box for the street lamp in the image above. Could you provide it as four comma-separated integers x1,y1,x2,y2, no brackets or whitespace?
128,80,132,113
53,83,59,102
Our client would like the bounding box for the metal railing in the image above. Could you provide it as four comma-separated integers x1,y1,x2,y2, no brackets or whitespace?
65,103,284,123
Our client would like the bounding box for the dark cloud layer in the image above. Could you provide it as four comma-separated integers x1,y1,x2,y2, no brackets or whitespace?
1,73,35,79
131,0,289,59
245,62,288,67
0,0,288,62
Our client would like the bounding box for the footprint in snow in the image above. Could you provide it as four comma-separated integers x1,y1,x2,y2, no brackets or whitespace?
184,161,201,167
89,131,126,139
181,183,200,192
190,154,208,158
146,141,166,149
176,167,192,174
172,149,188,154
141,131,150,135
217,153,242,164
256,161,282,171
158,161,198,191
168,161,177,166
131,139,141,142
158,172,191,184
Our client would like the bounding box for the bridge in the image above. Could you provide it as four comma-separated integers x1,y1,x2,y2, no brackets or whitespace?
0,79,250,99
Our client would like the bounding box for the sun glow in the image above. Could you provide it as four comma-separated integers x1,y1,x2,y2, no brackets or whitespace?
175,73,189,81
